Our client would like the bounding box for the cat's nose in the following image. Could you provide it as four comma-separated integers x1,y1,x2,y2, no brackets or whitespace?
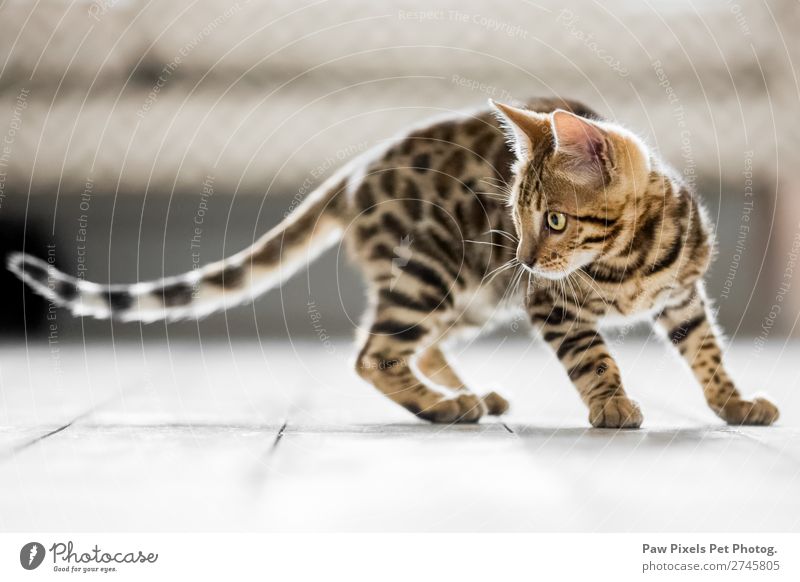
518,253,537,269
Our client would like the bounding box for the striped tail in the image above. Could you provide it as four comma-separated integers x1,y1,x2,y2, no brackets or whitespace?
8,176,347,323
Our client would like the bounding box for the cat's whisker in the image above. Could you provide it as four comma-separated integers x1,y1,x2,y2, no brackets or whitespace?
485,228,518,243
483,257,519,286
465,239,516,251
574,268,608,304
476,193,510,204
485,263,518,288
499,265,524,306
565,272,585,311
479,175,512,190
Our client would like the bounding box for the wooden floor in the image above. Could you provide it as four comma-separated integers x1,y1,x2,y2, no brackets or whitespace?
1,339,798,532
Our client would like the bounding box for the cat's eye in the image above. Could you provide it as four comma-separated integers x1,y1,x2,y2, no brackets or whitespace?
546,211,567,231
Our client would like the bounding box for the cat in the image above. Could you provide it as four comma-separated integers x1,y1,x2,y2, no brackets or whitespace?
8,97,779,428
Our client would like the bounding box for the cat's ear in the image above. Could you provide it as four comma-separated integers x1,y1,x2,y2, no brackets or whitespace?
489,100,551,159
551,109,611,184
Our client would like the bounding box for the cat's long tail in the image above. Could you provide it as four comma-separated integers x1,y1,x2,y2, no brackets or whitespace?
7,174,349,323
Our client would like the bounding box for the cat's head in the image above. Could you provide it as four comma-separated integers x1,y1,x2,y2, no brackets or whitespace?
490,100,651,280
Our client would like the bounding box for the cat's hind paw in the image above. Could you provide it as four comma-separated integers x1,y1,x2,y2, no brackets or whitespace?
589,397,643,429
720,397,779,426
453,393,487,423
412,394,486,424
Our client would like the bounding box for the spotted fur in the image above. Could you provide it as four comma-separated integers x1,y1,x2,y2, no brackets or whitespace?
9,97,778,427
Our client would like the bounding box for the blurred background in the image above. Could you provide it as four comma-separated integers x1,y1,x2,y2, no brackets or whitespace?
0,0,798,343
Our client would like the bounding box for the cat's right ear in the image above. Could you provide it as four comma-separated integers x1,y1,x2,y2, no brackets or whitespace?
489,100,551,159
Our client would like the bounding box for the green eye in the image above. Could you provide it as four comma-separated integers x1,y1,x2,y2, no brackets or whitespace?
547,211,567,231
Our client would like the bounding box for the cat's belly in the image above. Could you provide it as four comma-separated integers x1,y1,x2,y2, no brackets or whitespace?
600,284,678,325
447,285,524,334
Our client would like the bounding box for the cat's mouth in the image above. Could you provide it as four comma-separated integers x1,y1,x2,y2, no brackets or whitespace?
518,251,597,281
526,264,570,281
517,259,569,280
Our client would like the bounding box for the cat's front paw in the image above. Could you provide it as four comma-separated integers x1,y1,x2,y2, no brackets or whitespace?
589,397,643,429
481,391,509,416
720,397,779,426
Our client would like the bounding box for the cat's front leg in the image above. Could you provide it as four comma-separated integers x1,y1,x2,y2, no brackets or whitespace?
655,284,779,425
531,307,642,428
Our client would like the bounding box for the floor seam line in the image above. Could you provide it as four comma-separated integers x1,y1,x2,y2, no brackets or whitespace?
0,390,128,461
271,421,288,450
3,410,88,460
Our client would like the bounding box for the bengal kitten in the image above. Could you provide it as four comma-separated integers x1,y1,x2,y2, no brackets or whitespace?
9,97,779,428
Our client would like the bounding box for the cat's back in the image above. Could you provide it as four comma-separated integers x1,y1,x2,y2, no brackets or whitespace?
344,97,599,213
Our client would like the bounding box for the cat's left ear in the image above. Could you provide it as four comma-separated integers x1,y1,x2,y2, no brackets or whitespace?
551,109,612,185
489,100,551,159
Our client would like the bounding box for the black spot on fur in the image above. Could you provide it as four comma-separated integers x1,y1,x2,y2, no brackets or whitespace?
555,330,601,359
207,263,246,288
156,281,194,307
371,319,427,342
402,179,423,221
381,213,409,239
380,170,396,194
427,228,463,267
379,287,447,312
669,315,705,345
357,224,380,242
355,182,376,214
254,240,281,264
412,153,430,173
568,360,608,381
412,235,462,286
24,261,49,285
530,306,576,326
430,204,462,241
435,150,466,195
401,259,451,298
369,243,394,261
55,280,78,301
106,289,133,311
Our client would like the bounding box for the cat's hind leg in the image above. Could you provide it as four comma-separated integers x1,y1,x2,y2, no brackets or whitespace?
416,346,509,416
355,298,486,424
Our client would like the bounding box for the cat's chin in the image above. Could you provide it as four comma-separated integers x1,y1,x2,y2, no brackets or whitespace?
535,270,570,281
523,264,569,281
